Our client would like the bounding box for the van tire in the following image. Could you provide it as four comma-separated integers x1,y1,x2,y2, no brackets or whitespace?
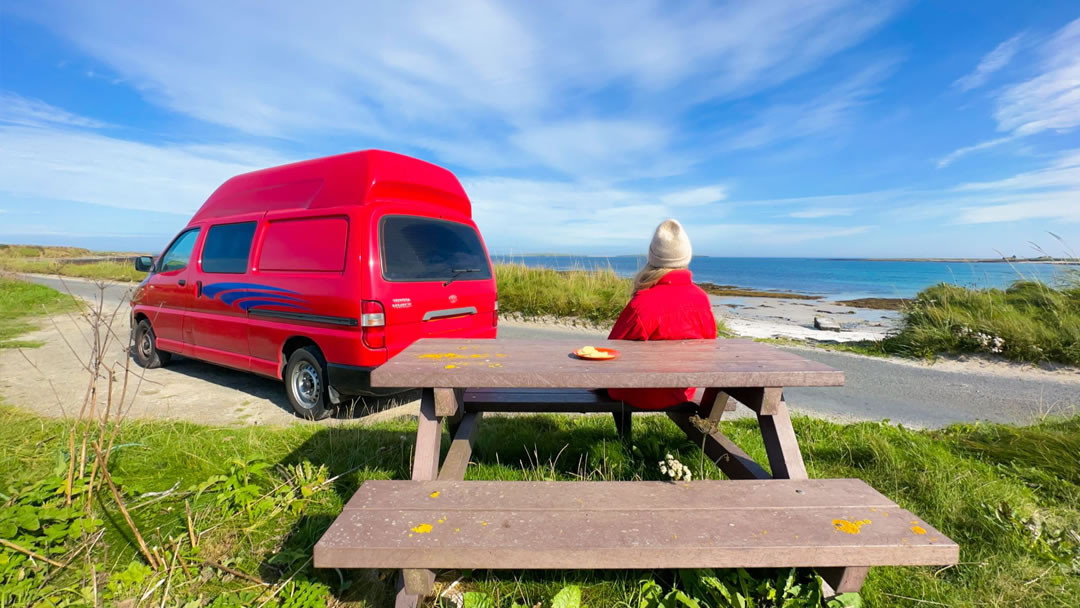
132,319,171,369
285,347,332,420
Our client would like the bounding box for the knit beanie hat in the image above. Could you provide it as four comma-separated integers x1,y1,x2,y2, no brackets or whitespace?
647,218,692,268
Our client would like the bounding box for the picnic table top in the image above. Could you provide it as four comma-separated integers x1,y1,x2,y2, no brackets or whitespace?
370,338,844,389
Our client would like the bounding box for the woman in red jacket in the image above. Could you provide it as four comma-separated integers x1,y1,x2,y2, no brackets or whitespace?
607,219,717,410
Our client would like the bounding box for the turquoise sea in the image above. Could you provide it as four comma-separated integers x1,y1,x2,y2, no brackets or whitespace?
492,255,1069,300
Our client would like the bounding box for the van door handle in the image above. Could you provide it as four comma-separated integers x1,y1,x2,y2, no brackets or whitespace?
196,280,203,297
178,279,186,287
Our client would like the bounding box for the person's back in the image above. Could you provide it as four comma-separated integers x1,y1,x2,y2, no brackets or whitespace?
608,219,716,410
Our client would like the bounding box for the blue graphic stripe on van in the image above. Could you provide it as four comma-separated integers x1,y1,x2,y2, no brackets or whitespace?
218,290,307,306
201,282,300,300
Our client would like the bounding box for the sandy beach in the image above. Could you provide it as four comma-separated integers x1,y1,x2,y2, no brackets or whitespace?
712,295,900,342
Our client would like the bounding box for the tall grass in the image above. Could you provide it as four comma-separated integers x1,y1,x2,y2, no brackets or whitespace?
884,281,1080,365
495,262,632,323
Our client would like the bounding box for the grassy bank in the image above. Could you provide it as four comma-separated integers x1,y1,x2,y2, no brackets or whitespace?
0,277,80,347
882,281,1080,366
0,258,147,282
1,405,1077,606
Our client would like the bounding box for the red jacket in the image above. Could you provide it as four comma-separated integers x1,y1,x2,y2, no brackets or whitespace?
607,269,717,409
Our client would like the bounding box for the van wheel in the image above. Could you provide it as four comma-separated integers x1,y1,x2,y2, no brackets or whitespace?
132,319,171,368
285,347,332,420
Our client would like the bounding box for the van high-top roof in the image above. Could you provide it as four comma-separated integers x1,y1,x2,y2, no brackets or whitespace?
190,150,471,222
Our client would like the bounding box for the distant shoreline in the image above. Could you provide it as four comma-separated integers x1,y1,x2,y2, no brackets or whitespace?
497,254,1076,264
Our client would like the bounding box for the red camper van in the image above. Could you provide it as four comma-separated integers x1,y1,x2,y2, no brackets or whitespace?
129,150,497,419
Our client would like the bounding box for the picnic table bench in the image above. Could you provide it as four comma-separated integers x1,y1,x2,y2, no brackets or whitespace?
315,338,958,606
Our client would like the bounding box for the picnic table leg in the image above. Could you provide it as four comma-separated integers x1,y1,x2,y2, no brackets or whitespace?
399,388,443,605
612,407,632,442
818,566,870,596
751,394,869,596
756,397,808,480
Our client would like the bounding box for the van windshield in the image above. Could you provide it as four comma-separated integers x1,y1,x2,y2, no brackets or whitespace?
381,216,492,282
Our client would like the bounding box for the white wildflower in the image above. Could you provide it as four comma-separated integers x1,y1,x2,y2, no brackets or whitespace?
660,453,692,482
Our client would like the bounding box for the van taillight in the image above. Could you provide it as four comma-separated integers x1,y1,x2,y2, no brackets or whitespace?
361,300,385,349
493,300,498,327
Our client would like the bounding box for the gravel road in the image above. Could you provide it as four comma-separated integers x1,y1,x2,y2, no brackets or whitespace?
14,274,1079,428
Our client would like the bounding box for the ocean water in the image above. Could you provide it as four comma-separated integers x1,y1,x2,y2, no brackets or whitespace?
492,255,1068,300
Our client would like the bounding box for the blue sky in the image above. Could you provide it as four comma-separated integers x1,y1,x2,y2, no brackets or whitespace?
1,1,1078,258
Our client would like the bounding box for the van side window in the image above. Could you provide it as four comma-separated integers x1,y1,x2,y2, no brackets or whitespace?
202,222,257,274
157,228,201,273
380,216,492,282
259,217,348,272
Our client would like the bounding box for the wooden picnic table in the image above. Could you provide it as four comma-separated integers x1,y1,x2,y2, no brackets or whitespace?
314,338,958,606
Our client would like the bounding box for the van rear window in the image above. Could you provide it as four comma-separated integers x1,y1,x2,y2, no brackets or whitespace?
202,222,257,274
380,216,492,282
259,217,348,272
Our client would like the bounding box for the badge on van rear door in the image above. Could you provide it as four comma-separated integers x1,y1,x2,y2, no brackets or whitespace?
448,294,458,304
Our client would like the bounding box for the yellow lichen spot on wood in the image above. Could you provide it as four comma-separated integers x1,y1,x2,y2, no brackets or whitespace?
911,525,927,535
411,523,433,534
409,534,413,538
429,491,440,498
469,353,490,359
832,519,871,534
445,364,457,369
437,518,446,524
495,354,507,358
420,353,466,360
480,521,488,526
454,528,460,533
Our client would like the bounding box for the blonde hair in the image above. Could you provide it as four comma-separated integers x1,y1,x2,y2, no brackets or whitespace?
632,264,683,293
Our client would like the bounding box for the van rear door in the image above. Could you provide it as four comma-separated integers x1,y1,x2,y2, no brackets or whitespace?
371,214,496,357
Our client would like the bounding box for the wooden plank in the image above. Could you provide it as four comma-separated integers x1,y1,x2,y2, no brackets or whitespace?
371,339,844,389
818,566,870,595
315,491,958,570
667,413,772,480
434,387,464,417
340,479,898,512
438,412,482,481
758,401,808,480
464,388,700,413
724,387,782,415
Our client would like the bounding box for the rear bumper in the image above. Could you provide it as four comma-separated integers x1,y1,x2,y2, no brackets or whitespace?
326,363,406,397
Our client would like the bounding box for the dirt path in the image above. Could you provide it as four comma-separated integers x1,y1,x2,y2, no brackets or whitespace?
0,310,417,426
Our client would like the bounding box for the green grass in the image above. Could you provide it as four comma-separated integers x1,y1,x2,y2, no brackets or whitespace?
882,281,1080,366
0,277,80,347
1,404,1077,607
0,258,148,282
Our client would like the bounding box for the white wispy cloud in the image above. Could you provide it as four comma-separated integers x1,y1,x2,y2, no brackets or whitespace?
0,91,107,128
939,20,1079,168
659,186,727,207
994,18,1080,136
725,61,894,151
786,208,854,218
12,1,901,178
936,136,1014,168
952,34,1023,92
0,123,291,213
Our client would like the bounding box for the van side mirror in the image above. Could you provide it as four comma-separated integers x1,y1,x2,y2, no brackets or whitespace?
134,256,155,272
